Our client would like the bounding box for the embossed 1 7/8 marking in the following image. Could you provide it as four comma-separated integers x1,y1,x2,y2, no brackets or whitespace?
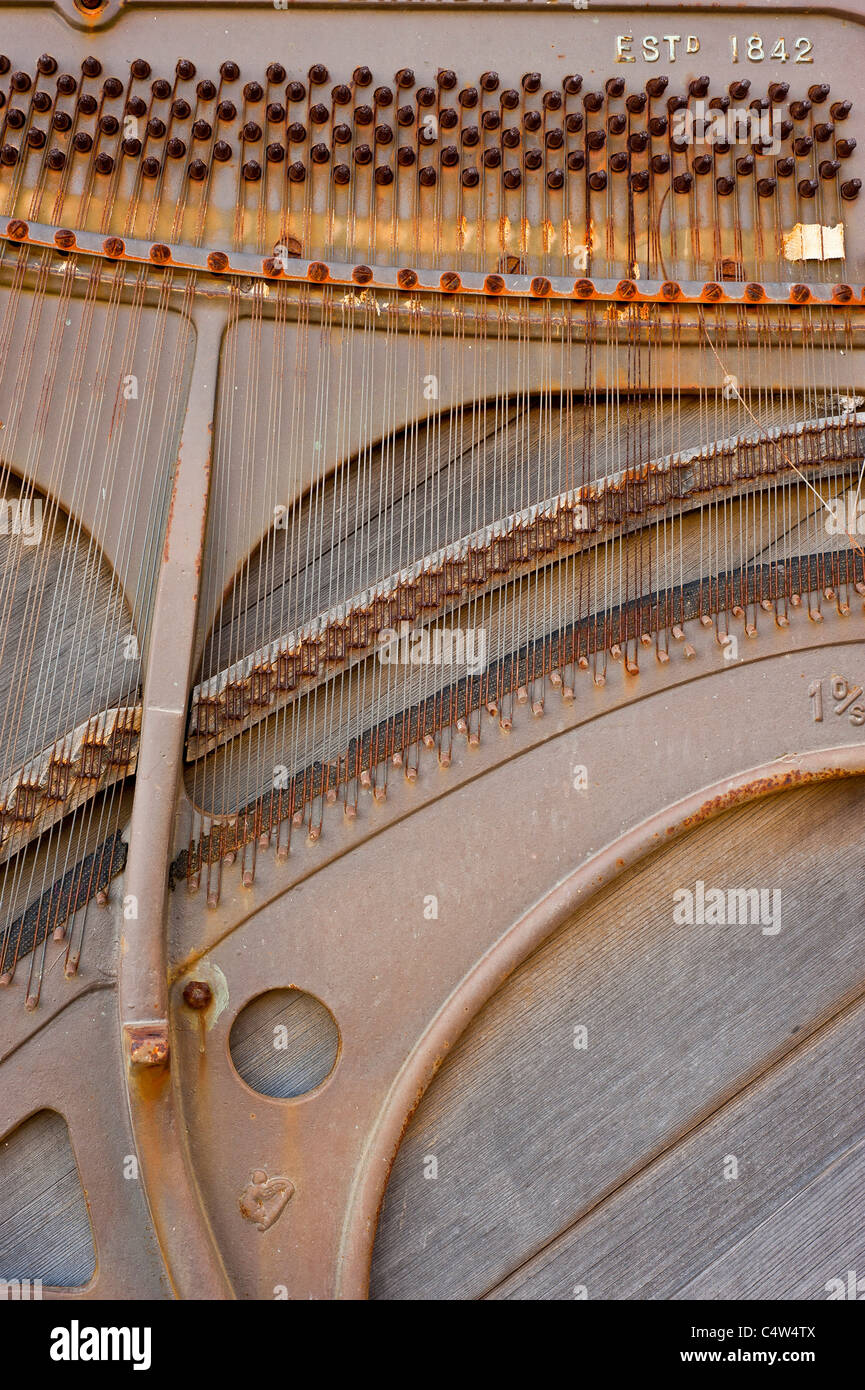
809,676,865,726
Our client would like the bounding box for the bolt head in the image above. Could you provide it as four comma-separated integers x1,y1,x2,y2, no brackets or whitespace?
183,980,213,1010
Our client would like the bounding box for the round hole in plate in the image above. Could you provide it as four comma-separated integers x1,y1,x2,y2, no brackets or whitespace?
229,988,339,1098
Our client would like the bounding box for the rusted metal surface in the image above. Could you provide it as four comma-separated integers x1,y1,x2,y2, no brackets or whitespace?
118,301,233,1299
182,979,212,1010
126,1023,169,1069
3,220,865,308
0,38,861,282
167,622,865,1299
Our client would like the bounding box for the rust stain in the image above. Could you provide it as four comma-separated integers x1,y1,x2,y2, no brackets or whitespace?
677,766,856,833
162,447,181,563
194,445,213,580
127,1023,169,1070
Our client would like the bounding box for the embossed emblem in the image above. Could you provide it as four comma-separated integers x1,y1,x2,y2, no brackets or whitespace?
238,1170,295,1231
